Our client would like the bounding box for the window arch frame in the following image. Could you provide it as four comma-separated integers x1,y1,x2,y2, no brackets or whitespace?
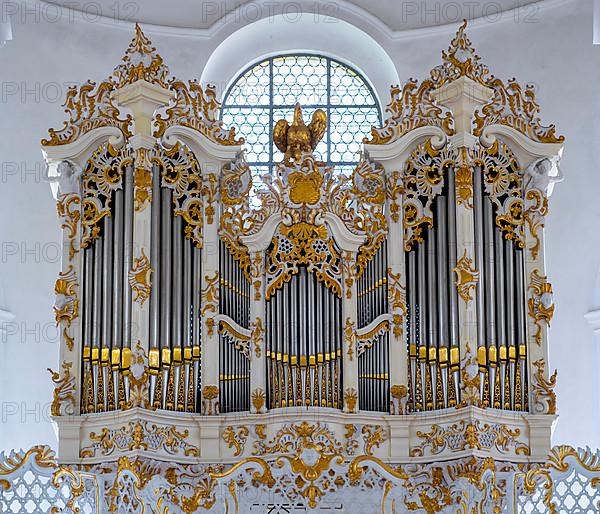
220,53,383,173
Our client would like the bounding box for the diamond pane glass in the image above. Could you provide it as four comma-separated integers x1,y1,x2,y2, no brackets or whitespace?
222,54,381,173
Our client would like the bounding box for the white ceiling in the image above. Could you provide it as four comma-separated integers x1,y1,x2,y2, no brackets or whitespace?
43,0,542,32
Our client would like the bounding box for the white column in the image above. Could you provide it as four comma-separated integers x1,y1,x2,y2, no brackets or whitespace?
249,250,266,413
113,79,175,407
342,250,359,413
431,77,493,406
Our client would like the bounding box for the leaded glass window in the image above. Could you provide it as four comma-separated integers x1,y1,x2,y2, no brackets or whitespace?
221,55,381,178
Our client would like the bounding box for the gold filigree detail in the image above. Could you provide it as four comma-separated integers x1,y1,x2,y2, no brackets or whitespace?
251,317,264,359
344,388,358,413
47,361,76,417
532,359,557,415
202,385,219,416
54,265,79,351
453,249,479,303
344,317,356,362
56,193,81,261
201,271,219,316
112,23,169,88
252,421,344,508
201,173,218,225
42,80,131,147
128,248,153,305
154,80,241,145
133,148,153,212
410,420,529,457
361,425,387,456
223,426,250,457
455,148,473,208
528,269,554,346
251,389,266,413
80,421,198,458
390,384,408,415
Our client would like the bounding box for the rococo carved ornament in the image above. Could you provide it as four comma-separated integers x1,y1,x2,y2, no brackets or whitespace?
366,20,563,147
453,249,479,303
48,361,76,416
80,420,199,458
128,248,153,305
410,419,529,457
531,358,557,415
528,269,555,346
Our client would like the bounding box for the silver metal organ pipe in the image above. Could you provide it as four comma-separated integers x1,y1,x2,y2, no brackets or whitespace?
172,215,182,350
84,248,94,346
122,166,133,348
494,228,506,347
447,167,459,348
436,196,448,348
483,197,496,346
160,188,172,351
183,238,191,346
149,166,161,348
417,242,426,349
92,236,103,348
101,214,113,351
473,167,486,347
408,250,417,344
505,240,515,349
427,227,438,350
112,188,124,350
515,248,526,346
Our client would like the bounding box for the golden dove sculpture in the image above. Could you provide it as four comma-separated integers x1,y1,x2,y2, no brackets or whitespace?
273,103,327,163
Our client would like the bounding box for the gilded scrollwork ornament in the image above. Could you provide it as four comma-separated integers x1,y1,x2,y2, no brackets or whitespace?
54,265,79,351
202,385,219,416
222,426,250,457
128,248,153,306
531,359,557,415
453,249,479,303
80,421,198,458
56,193,81,261
48,361,76,416
528,269,555,346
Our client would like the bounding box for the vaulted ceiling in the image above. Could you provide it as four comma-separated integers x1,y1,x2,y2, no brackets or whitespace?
43,0,542,31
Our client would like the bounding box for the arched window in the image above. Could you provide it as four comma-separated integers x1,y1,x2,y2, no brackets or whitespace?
221,54,381,177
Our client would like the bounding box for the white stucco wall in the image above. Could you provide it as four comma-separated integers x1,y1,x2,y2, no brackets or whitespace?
0,0,598,452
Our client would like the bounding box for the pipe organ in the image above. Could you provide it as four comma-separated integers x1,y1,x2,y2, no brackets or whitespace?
39,22,569,511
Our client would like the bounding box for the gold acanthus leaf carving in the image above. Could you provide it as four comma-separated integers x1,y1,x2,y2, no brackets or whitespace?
344,318,356,363
112,23,169,88
80,420,198,458
56,193,81,261
128,249,153,306
453,250,479,303
54,265,79,351
390,384,408,415
222,426,250,457
251,317,264,359
532,359,557,415
201,271,219,317
133,149,153,212
361,425,387,456
48,361,76,417
455,148,473,208
528,269,554,346
344,388,358,413
251,389,266,413
410,420,529,457
202,385,219,416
